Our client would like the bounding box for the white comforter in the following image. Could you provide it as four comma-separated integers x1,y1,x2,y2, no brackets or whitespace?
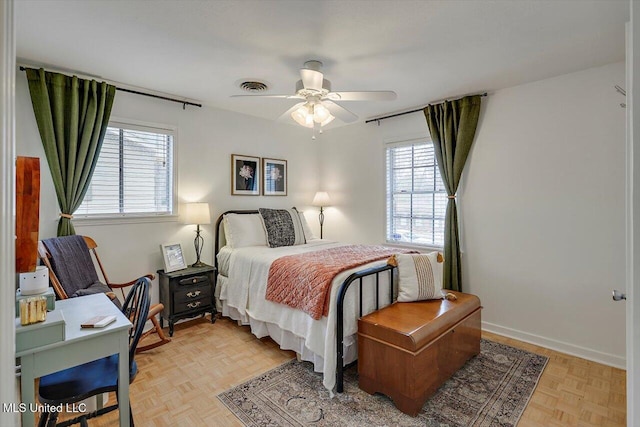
218,240,393,391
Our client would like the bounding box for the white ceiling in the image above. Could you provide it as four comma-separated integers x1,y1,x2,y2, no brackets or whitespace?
16,0,629,129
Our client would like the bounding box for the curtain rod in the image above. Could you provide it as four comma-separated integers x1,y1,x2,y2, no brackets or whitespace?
365,92,487,124
18,66,202,110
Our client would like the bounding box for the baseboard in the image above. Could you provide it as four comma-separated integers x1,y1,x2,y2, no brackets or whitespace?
482,321,626,369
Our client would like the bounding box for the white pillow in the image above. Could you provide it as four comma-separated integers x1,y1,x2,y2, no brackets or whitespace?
223,213,267,248
297,209,318,241
394,252,445,302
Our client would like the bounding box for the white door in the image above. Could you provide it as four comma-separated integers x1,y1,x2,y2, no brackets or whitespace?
627,6,640,426
0,0,17,425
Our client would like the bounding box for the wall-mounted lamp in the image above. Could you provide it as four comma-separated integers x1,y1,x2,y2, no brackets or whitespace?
312,191,331,239
182,202,211,267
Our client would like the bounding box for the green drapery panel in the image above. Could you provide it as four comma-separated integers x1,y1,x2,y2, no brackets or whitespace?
423,95,481,292
25,68,116,236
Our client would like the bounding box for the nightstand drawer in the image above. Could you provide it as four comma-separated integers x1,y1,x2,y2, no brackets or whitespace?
174,284,211,303
178,275,209,286
174,296,210,314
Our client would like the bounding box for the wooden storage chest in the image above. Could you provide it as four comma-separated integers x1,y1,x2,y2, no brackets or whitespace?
358,291,481,416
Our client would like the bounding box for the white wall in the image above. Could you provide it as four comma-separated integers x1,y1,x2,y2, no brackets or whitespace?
320,62,627,367
16,74,321,306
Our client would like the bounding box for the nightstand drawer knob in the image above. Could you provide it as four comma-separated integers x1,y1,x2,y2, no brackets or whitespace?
187,301,202,309
186,290,201,298
192,278,197,284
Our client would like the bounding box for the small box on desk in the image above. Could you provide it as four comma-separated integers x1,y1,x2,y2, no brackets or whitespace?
15,287,55,316
15,309,65,354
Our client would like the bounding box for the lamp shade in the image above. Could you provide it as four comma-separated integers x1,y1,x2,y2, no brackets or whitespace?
182,202,211,225
312,191,332,207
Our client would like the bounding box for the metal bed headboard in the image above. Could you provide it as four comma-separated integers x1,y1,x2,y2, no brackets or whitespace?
214,210,258,272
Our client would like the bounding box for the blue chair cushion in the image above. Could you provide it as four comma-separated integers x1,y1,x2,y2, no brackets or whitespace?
38,354,137,404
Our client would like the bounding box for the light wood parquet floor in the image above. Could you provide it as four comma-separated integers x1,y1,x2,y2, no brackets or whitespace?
47,316,626,427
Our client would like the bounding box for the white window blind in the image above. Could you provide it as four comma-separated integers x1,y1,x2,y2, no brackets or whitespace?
386,140,446,246
76,122,175,217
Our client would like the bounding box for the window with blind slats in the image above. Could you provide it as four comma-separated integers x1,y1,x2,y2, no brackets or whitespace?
76,122,175,217
386,139,446,247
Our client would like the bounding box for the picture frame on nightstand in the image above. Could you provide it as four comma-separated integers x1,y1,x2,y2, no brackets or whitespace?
160,243,187,273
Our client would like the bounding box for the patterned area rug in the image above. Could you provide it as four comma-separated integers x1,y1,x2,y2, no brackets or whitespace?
218,339,548,427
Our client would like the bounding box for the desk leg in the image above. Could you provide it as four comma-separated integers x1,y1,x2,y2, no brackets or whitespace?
20,355,35,427
118,333,130,427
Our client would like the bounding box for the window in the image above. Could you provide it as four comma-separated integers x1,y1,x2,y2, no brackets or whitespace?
386,139,446,247
76,121,175,218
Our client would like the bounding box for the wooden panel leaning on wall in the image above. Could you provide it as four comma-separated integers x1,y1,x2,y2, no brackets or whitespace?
15,156,40,273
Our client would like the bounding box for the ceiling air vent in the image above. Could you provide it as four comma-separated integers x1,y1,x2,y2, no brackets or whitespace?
239,80,268,93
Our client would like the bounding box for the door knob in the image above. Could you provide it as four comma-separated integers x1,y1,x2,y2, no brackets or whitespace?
612,289,627,301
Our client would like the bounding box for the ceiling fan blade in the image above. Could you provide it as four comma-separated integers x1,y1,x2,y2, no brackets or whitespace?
276,102,306,123
300,68,323,91
326,91,397,101
323,100,358,123
231,94,303,99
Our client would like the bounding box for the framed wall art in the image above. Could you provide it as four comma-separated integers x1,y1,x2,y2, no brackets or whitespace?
231,154,260,195
160,242,187,273
262,158,287,196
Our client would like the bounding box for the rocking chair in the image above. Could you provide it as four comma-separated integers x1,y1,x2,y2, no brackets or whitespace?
38,235,170,353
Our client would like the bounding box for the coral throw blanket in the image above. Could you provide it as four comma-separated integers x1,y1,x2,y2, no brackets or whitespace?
266,245,412,320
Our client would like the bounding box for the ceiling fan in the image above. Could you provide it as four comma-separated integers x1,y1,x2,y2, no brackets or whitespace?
232,60,397,135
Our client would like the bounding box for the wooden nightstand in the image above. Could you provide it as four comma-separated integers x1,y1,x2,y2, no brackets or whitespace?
157,264,216,337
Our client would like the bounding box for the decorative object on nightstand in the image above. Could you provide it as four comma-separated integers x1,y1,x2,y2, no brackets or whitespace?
312,191,331,239
183,202,211,267
157,265,216,337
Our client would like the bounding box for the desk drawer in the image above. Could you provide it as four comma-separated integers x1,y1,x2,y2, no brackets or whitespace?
15,309,66,354
178,275,209,286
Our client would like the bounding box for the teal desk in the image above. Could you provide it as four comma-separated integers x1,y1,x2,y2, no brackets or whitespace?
16,293,132,427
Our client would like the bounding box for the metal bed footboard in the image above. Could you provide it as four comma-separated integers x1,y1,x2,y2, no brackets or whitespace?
335,264,395,393
214,210,396,394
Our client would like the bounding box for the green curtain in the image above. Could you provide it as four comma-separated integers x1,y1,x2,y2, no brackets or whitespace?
25,68,116,236
423,95,481,292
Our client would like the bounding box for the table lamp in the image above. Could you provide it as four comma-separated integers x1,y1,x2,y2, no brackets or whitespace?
312,191,331,239
183,202,211,267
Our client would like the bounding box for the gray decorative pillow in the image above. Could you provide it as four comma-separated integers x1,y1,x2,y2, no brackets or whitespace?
259,208,305,248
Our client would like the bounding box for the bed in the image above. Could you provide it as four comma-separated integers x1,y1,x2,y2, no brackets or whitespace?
214,209,399,393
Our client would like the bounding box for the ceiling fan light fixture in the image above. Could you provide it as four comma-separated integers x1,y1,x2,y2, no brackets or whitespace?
291,101,335,129
291,104,314,128
313,103,331,123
